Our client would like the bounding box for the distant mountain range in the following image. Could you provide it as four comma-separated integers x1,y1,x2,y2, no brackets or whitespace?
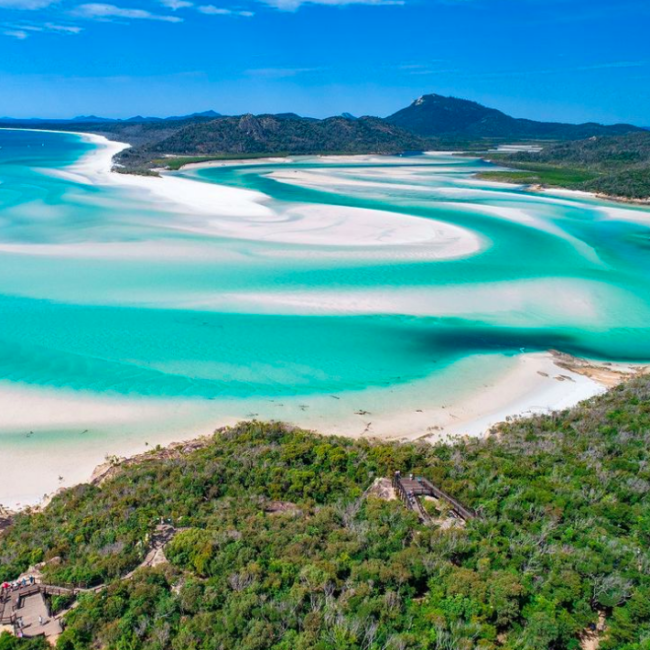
0,94,644,174
0,110,222,124
386,94,642,140
1,94,641,141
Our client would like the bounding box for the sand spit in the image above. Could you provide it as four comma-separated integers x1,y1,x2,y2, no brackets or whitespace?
55,135,482,253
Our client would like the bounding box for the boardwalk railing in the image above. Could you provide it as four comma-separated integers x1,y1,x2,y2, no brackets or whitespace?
418,478,476,521
392,474,431,524
392,474,408,503
392,472,476,523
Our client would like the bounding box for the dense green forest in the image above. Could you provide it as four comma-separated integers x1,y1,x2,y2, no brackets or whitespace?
485,132,650,199
114,114,426,172
2,374,649,649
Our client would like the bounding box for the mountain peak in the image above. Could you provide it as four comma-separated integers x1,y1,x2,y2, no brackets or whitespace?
413,93,445,105
388,93,641,139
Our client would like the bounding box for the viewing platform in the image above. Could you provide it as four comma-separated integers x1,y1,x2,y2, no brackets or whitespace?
1,580,63,642
392,471,476,524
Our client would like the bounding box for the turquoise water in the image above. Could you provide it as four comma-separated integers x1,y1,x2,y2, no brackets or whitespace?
0,130,649,410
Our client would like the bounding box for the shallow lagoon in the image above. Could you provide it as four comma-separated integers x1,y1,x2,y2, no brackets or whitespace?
1,130,649,505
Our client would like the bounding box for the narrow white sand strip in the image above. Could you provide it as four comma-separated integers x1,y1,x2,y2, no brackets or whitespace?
597,204,650,225
181,156,295,170
54,133,275,220
269,169,465,192
438,201,604,266
178,203,483,251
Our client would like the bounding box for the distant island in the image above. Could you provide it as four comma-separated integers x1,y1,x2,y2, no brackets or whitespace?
1,93,647,201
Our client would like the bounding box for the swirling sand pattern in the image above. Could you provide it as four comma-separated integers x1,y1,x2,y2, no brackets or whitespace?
0,130,649,505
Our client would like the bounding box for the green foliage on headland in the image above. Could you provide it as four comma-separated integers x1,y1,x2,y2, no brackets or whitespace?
2,375,650,649
478,164,601,187
486,132,650,200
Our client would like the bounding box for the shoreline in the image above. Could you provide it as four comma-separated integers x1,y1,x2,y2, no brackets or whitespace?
65,136,477,252
1,350,643,511
7,349,644,516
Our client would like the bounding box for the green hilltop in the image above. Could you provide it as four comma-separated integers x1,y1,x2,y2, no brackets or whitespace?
116,113,427,172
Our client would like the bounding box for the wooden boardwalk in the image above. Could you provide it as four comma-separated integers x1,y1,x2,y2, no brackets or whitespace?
392,472,476,524
0,583,63,640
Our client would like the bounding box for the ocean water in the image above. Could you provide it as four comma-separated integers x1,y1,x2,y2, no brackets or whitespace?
0,130,649,458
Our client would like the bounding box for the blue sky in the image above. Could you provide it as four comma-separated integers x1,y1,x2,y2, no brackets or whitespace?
0,0,648,123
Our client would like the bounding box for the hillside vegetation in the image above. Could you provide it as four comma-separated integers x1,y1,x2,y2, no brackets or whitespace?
115,114,426,172
485,132,650,199
1,374,650,650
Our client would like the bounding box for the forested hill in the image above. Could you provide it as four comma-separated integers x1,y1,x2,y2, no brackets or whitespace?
114,113,427,171
387,93,642,140
485,132,650,199
148,114,425,155
2,374,650,649
0,96,645,176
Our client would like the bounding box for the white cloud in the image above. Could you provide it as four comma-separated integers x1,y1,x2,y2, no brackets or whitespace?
1,20,83,35
159,0,193,9
2,27,28,37
45,22,83,32
246,66,321,78
256,0,404,10
3,21,41,28
75,3,183,21
197,4,253,15
0,0,59,9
